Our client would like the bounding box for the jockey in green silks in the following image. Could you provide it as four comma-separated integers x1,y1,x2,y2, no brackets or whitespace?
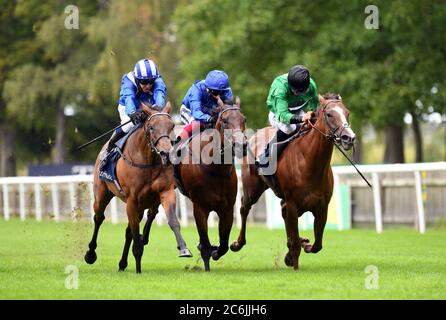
256,65,319,172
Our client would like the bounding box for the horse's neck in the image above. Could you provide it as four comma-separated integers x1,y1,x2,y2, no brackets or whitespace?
196,127,234,175
292,119,334,175
126,128,157,164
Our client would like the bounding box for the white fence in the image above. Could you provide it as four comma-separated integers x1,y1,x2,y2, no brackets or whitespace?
1,162,445,233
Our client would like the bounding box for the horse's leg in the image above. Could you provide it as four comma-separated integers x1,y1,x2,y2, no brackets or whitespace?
118,224,132,271
85,181,113,264
284,201,301,271
126,199,144,273
161,190,192,257
281,200,310,266
142,207,158,246
306,204,328,254
193,205,213,272
230,164,266,252
212,207,233,261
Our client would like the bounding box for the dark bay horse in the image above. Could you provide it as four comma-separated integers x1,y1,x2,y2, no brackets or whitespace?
84,103,192,273
230,94,356,270
174,97,247,271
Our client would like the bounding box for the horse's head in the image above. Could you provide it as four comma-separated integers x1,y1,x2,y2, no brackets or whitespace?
215,96,248,158
141,102,175,165
316,94,356,150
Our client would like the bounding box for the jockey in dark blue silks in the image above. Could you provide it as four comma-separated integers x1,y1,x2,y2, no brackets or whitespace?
100,59,167,166
176,70,233,144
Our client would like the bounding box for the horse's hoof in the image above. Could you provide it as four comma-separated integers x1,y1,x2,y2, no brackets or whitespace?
179,248,193,258
284,253,293,267
230,241,243,252
84,250,97,264
211,250,220,261
304,244,313,253
118,260,127,271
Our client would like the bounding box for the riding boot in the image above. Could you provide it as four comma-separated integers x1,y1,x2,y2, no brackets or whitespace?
255,129,295,169
100,129,126,169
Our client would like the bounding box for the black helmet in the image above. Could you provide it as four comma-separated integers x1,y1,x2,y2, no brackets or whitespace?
287,65,310,93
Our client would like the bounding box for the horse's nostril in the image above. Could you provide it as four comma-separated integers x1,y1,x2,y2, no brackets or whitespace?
341,135,351,142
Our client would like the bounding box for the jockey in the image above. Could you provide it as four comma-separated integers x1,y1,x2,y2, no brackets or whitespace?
100,58,167,166
176,70,233,145
256,65,319,169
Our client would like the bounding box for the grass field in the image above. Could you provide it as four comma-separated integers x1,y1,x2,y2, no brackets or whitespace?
0,218,445,300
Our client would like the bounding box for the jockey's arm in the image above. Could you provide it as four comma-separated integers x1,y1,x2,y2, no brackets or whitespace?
189,90,212,122
274,96,293,124
153,78,167,108
120,81,138,115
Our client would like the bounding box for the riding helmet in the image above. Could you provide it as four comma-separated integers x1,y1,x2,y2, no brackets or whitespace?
205,70,230,91
133,59,160,80
287,65,310,92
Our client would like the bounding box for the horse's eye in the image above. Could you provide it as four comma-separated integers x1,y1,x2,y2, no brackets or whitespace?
326,113,333,118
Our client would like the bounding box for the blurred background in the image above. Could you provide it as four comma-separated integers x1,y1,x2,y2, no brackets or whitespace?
0,0,445,174
0,0,445,229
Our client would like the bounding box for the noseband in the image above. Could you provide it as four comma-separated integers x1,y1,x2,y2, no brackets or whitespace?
310,100,351,143
143,112,173,154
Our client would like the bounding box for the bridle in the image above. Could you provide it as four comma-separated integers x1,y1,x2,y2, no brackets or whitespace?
143,112,173,155
308,99,351,144
217,107,246,155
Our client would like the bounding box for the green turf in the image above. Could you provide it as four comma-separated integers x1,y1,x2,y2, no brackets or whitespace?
0,218,445,299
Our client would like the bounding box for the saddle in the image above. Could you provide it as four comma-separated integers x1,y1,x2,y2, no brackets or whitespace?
256,124,312,199
98,125,141,195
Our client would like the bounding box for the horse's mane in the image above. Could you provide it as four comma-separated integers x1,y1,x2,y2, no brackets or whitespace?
322,93,342,100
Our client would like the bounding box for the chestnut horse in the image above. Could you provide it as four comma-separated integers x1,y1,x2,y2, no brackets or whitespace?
230,94,356,270
84,103,192,274
174,97,247,271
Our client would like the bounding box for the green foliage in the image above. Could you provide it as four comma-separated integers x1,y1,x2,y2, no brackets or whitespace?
1,0,445,169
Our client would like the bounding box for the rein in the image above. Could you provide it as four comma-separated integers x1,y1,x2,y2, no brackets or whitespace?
307,100,372,188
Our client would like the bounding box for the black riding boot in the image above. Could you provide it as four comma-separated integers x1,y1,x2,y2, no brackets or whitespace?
255,130,294,170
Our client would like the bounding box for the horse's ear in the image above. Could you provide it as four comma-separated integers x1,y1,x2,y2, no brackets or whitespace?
337,94,342,100
163,101,172,114
216,96,224,108
318,94,326,105
235,96,241,108
141,102,155,116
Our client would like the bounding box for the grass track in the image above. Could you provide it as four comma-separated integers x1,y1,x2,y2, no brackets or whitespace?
0,219,445,299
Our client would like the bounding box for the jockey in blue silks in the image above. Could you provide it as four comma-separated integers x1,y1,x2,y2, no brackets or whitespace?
176,70,233,144
100,58,167,166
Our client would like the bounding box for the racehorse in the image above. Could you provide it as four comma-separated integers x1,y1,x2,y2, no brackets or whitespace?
230,94,356,270
174,97,247,271
84,103,192,274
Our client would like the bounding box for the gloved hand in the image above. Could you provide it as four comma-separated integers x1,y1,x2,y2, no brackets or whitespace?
129,110,146,125
301,111,313,123
289,114,303,124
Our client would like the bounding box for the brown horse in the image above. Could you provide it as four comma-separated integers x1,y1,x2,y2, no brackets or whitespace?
84,103,192,274
230,94,356,270
174,97,247,271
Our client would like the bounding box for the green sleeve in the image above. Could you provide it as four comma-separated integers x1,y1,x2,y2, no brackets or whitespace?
275,96,293,124
309,81,319,111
